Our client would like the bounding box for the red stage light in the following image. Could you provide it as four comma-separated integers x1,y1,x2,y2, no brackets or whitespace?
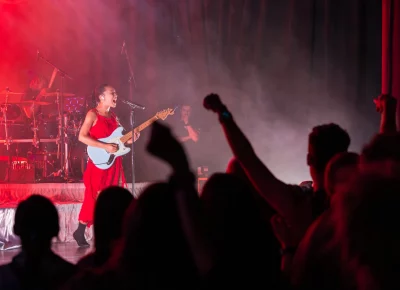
0,0,28,4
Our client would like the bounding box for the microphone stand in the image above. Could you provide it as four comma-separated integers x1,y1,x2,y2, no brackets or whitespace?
37,51,73,181
121,42,141,195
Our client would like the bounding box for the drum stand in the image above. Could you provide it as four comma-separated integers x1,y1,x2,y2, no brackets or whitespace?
31,102,40,148
37,52,73,182
1,89,12,182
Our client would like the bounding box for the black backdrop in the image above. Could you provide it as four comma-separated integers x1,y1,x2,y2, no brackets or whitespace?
0,0,381,183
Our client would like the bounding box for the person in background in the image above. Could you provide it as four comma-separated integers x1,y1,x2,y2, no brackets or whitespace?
21,75,48,119
175,104,199,144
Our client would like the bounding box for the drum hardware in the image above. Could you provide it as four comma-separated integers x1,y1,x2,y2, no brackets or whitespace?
0,122,25,126
0,88,85,183
0,85,86,183
37,51,73,181
12,160,33,170
43,92,75,97
0,104,22,121
0,88,14,182
29,100,45,148
19,100,51,106
0,91,24,96
27,151,57,181
0,156,27,162
0,138,58,143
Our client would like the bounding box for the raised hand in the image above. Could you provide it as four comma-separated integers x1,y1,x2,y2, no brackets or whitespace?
147,121,189,171
373,94,397,113
203,93,225,113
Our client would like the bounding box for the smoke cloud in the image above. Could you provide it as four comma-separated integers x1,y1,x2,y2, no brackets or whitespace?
0,0,380,183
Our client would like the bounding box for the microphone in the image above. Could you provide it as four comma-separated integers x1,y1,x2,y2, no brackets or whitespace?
121,41,126,54
120,98,145,110
37,50,40,61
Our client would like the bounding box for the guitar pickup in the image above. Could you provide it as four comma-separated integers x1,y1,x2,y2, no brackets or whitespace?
107,154,115,165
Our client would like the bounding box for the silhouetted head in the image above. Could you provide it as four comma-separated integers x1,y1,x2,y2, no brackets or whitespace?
201,173,268,252
226,157,276,219
334,162,400,290
117,182,198,288
361,133,400,165
13,195,59,249
200,173,281,288
94,186,133,251
307,123,350,182
324,152,359,199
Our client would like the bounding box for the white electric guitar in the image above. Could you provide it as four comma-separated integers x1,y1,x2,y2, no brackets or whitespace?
87,108,174,169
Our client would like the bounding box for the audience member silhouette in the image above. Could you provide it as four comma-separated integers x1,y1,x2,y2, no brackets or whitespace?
290,152,360,290
334,163,400,290
0,195,76,290
77,186,133,269
116,182,200,289
201,173,281,289
203,93,350,245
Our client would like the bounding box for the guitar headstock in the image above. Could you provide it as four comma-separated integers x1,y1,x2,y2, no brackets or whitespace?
156,108,175,120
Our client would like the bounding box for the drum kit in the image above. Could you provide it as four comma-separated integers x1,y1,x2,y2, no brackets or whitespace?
0,88,88,182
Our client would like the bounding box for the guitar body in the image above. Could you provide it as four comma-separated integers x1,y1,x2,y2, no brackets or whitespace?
87,127,131,170
86,107,175,170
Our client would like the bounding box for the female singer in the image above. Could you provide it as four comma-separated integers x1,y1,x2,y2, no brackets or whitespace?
73,84,139,246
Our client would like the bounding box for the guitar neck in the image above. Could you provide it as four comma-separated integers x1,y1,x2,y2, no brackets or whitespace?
120,116,159,143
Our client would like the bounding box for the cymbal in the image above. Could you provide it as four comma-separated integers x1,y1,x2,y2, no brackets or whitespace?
0,92,24,96
43,92,75,97
28,151,58,155
0,100,24,104
19,100,51,106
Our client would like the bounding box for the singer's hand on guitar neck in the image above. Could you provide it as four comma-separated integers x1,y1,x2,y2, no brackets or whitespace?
125,132,140,144
104,143,118,153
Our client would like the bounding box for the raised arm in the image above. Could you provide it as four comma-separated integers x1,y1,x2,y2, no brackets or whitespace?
186,125,199,142
203,94,299,221
147,122,215,276
374,94,397,134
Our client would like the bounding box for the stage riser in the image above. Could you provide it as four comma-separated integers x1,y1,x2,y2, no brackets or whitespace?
0,182,151,250
0,182,150,207
0,203,93,250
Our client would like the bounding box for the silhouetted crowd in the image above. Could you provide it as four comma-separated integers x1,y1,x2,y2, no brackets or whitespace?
0,93,398,290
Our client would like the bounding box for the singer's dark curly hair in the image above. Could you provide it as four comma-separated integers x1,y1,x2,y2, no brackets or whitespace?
91,84,109,107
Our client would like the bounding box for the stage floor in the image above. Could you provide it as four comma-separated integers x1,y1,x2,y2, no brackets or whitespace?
0,242,93,266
